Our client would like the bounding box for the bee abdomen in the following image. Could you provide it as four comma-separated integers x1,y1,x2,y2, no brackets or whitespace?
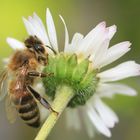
14,93,40,128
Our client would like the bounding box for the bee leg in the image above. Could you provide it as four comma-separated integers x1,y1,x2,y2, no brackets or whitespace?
27,71,53,78
27,85,58,115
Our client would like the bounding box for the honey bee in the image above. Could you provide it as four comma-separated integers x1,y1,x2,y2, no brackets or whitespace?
0,36,57,128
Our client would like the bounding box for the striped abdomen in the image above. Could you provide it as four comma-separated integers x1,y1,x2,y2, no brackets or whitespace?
12,91,40,128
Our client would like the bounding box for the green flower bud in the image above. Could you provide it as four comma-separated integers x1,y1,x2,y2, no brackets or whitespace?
42,53,98,108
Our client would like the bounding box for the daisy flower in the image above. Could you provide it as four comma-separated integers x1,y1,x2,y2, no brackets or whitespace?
6,8,140,138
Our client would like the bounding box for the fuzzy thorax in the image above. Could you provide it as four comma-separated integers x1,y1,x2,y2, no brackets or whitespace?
43,53,98,107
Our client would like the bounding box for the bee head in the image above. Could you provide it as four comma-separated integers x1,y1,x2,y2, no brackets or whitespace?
24,36,45,54
24,36,48,65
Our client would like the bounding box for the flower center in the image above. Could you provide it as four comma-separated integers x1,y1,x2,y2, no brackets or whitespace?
42,53,98,108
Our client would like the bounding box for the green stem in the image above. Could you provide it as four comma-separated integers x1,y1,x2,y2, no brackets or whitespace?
35,85,74,140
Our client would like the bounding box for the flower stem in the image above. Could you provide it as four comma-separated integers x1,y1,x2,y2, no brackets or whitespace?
35,85,74,140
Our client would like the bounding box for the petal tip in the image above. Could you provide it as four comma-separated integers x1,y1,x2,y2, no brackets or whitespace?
112,24,117,30
107,132,112,138
98,21,106,28
101,21,106,26
128,41,132,47
22,17,27,23
132,91,138,96
111,25,117,33
33,12,37,16
6,37,13,44
124,41,132,47
46,8,51,15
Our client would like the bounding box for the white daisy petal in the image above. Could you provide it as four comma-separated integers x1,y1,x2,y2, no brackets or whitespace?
33,13,50,45
91,39,110,69
35,83,49,122
23,16,53,54
87,105,111,137
28,16,45,40
107,25,117,39
65,108,81,130
71,33,84,49
99,41,131,68
23,13,51,46
28,16,49,46
76,21,107,57
65,109,73,128
27,16,50,47
97,83,137,98
82,108,95,138
23,17,35,35
3,58,10,65
94,97,119,128
7,37,25,50
66,33,84,53
46,8,58,52
35,83,46,96
71,109,81,130
59,15,69,53
98,61,140,82
88,28,109,60
84,119,95,138
39,104,49,122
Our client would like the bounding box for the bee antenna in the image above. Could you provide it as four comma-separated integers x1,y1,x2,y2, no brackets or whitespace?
46,45,57,55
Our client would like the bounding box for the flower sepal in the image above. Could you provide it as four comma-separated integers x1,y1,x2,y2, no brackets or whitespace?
43,53,98,107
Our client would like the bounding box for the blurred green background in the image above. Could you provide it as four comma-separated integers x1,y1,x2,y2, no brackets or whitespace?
0,0,140,140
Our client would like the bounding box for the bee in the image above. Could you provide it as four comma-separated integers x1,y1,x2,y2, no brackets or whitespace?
0,36,57,128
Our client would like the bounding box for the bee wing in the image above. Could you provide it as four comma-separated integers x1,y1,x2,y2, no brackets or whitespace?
5,95,17,123
0,70,8,101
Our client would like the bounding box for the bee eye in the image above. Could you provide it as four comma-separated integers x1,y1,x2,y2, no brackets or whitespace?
34,44,45,53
